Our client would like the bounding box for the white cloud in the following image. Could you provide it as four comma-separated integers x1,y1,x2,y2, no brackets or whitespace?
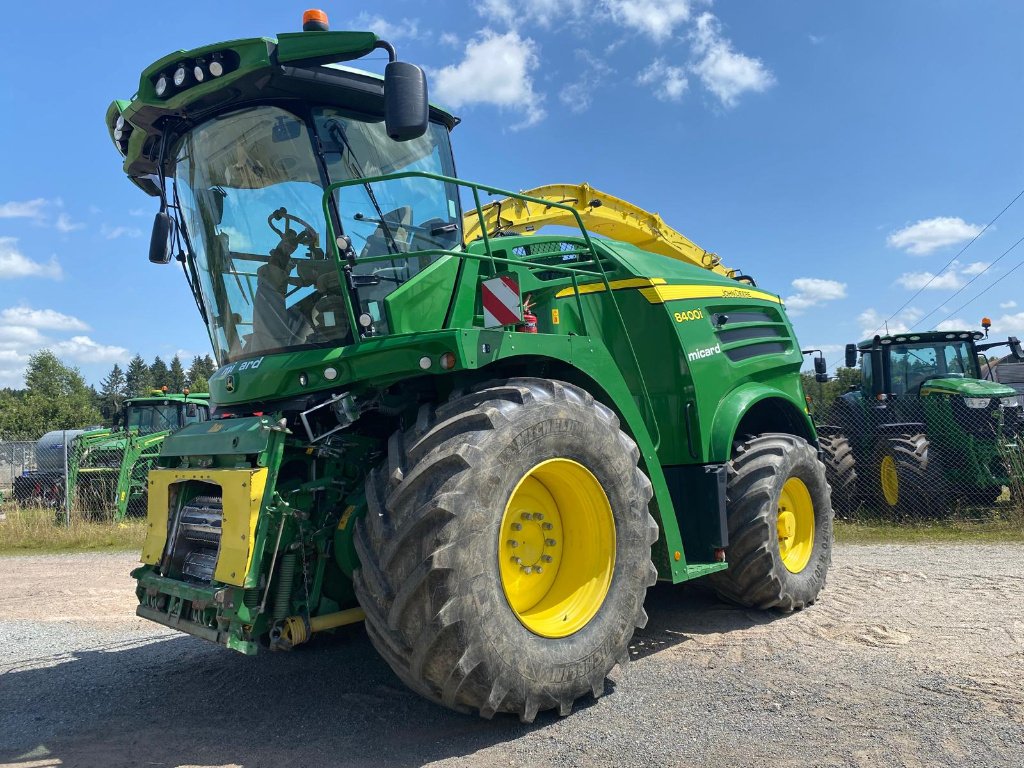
354,13,420,40
440,32,460,48
432,30,545,128
0,324,45,348
475,0,586,29
605,0,693,42
1000,300,1017,309
49,336,129,364
560,50,614,114
808,34,825,45
961,261,989,276
895,270,963,290
936,318,968,332
690,13,775,107
886,216,982,255
56,212,84,233
637,59,689,102
0,198,47,220
0,306,89,331
993,312,1024,335
858,307,923,337
0,237,62,280
784,277,847,314
101,224,143,240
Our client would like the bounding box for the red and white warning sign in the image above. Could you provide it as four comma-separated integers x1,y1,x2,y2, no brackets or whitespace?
481,275,522,328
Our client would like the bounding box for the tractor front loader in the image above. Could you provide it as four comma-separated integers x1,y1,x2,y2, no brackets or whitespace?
107,10,834,721
67,392,210,521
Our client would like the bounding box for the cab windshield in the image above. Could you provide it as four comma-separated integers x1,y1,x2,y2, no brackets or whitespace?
887,340,978,395
173,104,460,365
124,404,182,435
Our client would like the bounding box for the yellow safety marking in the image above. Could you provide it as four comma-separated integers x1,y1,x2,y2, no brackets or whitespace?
141,467,269,587
639,284,783,305
337,505,356,530
554,277,666,299
207,423,223,433
551,308,560,325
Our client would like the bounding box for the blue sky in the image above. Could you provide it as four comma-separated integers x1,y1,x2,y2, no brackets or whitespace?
1,1,1023,387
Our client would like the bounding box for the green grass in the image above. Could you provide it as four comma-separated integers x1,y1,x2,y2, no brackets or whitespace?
836,516,1024,544
0,504,147,555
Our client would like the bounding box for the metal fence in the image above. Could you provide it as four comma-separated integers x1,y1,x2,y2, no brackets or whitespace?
4,397,1023,526
809,389,1024,522
0,437,149,522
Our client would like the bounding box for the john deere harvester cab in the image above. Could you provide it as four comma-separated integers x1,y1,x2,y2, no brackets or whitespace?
108,11,834,721
68,391,209,520
820,327,1023,514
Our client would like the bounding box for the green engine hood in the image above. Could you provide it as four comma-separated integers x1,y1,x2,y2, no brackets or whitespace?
920,377,1017,398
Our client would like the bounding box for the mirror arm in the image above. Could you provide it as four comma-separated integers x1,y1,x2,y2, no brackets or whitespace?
373,40,397,62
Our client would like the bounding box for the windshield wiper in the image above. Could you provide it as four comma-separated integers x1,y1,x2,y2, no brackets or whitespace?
324,119,401,256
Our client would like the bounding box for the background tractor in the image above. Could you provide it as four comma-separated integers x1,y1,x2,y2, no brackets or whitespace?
819,328,1023,515
67,391,209,521
108,10,834,721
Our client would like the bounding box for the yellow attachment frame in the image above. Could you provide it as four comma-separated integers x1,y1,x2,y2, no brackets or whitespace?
462,182,735,278
140,468,269,586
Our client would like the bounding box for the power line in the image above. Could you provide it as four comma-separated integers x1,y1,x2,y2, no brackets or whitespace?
912,231,1024,329
936,235,1024,324
873,185,1024,334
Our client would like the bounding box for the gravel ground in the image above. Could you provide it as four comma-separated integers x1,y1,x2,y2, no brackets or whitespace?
1,544,1022,768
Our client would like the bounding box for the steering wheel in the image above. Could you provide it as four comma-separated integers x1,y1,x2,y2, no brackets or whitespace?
268,207,321,253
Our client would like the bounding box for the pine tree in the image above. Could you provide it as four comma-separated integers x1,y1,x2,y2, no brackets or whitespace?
187,355,217,392
99,363,127,418
168,355,187,393
150,356,169,390
125,355,152,397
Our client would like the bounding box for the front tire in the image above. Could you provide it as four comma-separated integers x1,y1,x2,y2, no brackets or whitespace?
708,434,833,611
353,378,659,721
875,433,941,516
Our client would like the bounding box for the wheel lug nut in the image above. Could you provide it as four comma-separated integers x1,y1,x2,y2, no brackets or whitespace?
521,565,532,574
545,538,556,547
521,512,531,521
542,555,553,563
542,522,553,530
511,522,522,531
535,566,544,574
511,556,521,564
532,512,544,520
507,540,519,548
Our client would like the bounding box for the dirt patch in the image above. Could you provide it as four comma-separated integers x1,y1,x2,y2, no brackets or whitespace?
1,544,1022,767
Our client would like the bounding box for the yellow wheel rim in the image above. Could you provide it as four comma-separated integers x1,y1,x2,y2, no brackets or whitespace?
777,477,815,574
498,459,615,638
880,455,899,507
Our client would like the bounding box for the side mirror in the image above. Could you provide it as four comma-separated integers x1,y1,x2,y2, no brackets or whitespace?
1010,336,1024,361
814,355,828,383
149,212,173,264
845,343,857,369
384,61,429,141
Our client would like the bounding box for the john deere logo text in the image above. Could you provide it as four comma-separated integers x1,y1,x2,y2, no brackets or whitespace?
687,343,721,362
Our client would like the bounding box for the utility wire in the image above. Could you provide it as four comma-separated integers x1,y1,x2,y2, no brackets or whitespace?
935,235,1024,324
873,185,1024,334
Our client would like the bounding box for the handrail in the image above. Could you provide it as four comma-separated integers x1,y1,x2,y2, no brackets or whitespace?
320,171,661,449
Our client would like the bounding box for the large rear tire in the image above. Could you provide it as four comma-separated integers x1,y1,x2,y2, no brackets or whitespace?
818,434,857,516
708,434,833,611
353,378,659,722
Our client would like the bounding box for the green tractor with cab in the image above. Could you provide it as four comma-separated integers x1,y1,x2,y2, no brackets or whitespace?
108,10,835,721
68,391,209,521
819,328,1023,515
